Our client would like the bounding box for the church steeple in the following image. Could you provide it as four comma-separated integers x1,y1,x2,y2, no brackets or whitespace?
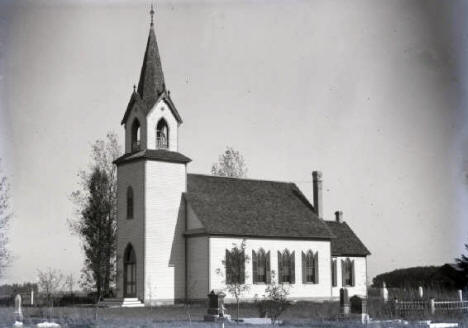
137,5,166,110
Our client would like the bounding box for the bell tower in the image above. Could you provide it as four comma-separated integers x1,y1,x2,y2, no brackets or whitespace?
115,6,190,305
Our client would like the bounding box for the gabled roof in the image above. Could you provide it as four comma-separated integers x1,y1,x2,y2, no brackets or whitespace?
325,221,371,256
184,174,335,239
121,90,182,125
114,149,191,165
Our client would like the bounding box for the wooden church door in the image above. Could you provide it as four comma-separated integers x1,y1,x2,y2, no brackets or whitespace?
124,244,137,297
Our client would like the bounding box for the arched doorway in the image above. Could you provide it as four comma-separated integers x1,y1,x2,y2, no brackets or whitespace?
124,244,137,297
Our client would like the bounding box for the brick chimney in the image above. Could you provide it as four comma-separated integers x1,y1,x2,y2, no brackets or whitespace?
312,171,323,219
335,210,343,223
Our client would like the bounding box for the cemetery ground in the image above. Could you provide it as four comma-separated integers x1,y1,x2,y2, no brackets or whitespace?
0,297,467,328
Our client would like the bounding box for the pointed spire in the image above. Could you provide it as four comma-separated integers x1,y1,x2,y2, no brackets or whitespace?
137,4,166,110
150,4,155,27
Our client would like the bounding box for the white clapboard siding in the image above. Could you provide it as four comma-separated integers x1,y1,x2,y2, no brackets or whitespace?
209,237,332,301
187,236,209,300
144,160,186,305
331,256,367,298
146,99,179,152
116,161,146,300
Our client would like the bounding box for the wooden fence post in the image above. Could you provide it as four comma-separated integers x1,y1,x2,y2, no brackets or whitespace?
429,298,435,315
458,290,463,302
31,290,34,306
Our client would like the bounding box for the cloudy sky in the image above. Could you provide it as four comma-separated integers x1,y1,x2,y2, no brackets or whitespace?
0,0,467,284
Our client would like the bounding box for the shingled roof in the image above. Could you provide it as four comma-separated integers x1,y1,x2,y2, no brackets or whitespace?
185,174,335,239
325,221,371,256
114,149,191,165
121,23,182,125
137,23,165,110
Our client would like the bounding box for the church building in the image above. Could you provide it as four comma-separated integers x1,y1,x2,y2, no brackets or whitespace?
113,9,370,306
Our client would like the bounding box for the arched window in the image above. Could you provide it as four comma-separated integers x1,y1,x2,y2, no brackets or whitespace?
126,187,134,219
252,248,270,284
278,249,295,284
302,250,319,284
131,119,141,152
341,258,355,287
124,244,136,297
331,258,337,287
156,119,169,149
225,247,245,284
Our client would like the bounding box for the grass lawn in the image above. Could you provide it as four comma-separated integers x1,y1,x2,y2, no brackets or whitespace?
0,301,465,328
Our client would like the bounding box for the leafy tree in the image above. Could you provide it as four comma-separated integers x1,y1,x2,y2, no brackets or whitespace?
211,147,247,178
65,273,75,294
456,242,468,281
216,240,250,323
69,132,120,300
37,268,63,306
372,266,441,288
0,160,10,279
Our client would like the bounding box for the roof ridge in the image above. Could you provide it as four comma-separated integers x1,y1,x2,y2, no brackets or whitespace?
187,173,295,185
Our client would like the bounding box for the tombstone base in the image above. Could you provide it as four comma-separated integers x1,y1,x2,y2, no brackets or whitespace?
341,304,350,315
204,314,230,322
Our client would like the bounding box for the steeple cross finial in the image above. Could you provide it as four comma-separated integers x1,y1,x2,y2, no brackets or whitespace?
150,4,155,27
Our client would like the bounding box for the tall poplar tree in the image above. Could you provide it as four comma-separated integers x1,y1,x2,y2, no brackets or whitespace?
70,132,120,300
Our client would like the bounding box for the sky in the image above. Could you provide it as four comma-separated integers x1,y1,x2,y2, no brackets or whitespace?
0,0,467,285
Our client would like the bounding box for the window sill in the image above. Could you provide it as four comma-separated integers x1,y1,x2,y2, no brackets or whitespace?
253,282,267,285
302,282,318,285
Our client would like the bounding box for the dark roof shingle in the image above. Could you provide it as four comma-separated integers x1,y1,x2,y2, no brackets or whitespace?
185,174,335,239
137,25,165,110
121,26,182,125
325,221,370,256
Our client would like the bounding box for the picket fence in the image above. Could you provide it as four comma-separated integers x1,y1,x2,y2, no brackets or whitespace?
394,298,468,315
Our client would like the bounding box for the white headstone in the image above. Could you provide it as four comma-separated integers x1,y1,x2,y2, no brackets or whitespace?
14,294,23,322
458,289,463,301
418,286,424,299
380,282,388,303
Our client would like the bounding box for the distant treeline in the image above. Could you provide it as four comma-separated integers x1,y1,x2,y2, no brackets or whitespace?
372,265,466,290
0,282,38,296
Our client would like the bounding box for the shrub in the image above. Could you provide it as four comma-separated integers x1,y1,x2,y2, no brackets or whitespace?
255,271,291,324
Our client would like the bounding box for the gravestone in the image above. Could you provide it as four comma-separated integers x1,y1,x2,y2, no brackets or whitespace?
340,288,350,315
14,294,23,323
350,295,369,324
350,295,367,314
381,281,388,303
204,290,227,322
418,286,424,299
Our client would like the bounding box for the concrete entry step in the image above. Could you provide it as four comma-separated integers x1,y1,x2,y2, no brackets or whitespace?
98,297,144,308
